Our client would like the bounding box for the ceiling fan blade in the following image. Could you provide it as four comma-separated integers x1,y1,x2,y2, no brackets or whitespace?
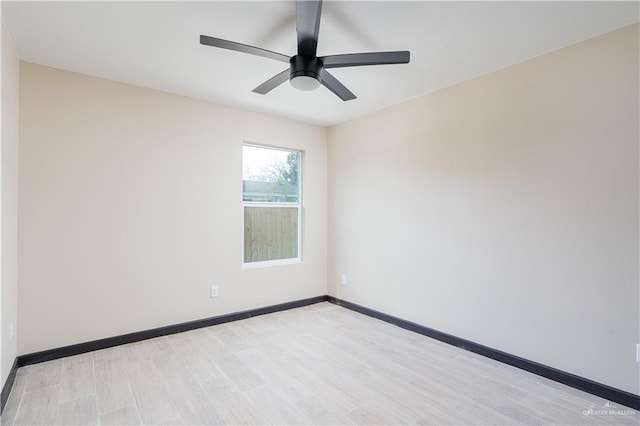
252,69,291,94
296,0,322,57
322,51,410,69
200,35,290,63
320,70,356,101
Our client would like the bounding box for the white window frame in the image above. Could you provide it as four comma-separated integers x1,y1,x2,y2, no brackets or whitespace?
242,143,302,269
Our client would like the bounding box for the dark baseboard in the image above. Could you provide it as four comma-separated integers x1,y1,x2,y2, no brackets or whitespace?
4,294,638,414
17,295,328,367
0,357,18,414
327,296,640,411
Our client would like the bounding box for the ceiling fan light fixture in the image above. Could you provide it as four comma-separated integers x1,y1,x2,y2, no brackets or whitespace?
290,75,321,91
200,0,410,101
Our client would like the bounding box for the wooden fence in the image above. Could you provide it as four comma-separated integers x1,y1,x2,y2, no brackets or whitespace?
244,206,298,263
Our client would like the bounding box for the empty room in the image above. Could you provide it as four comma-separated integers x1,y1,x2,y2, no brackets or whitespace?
0,1,638,424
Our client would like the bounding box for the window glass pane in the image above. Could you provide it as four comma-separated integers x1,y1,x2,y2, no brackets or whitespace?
243,145,299,202
244,206,298,263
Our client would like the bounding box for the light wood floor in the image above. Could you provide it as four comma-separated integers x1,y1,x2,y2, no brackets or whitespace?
1,302,637,425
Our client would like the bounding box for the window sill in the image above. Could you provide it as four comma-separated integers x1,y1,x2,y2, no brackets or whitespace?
242,258,302,269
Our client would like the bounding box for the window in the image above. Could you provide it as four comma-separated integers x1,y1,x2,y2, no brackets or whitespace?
242,144,301,265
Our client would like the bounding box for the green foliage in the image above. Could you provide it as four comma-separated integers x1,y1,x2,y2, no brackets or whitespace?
251,152,298,186
281,152,299,185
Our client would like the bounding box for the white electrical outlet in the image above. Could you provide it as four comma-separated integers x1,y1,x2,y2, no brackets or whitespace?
210,285,218,298
636,343,640,363
9,322,14,341
341,274,347,285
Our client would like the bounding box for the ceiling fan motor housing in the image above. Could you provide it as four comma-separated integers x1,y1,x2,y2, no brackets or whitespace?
290,55,323,83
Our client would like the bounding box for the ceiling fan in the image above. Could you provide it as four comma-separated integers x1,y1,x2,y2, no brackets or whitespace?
200,0,410,101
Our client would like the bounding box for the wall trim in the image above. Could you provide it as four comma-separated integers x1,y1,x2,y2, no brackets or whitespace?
17,295,328,368
2,295,638,413
0,357,19,414
326,296,640,410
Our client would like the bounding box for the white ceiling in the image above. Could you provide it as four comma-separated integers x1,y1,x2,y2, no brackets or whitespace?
3,1,638,127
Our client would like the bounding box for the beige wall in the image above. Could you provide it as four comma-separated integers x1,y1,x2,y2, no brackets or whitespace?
18,63,327,354
328,24,639,394
1,16,19,385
